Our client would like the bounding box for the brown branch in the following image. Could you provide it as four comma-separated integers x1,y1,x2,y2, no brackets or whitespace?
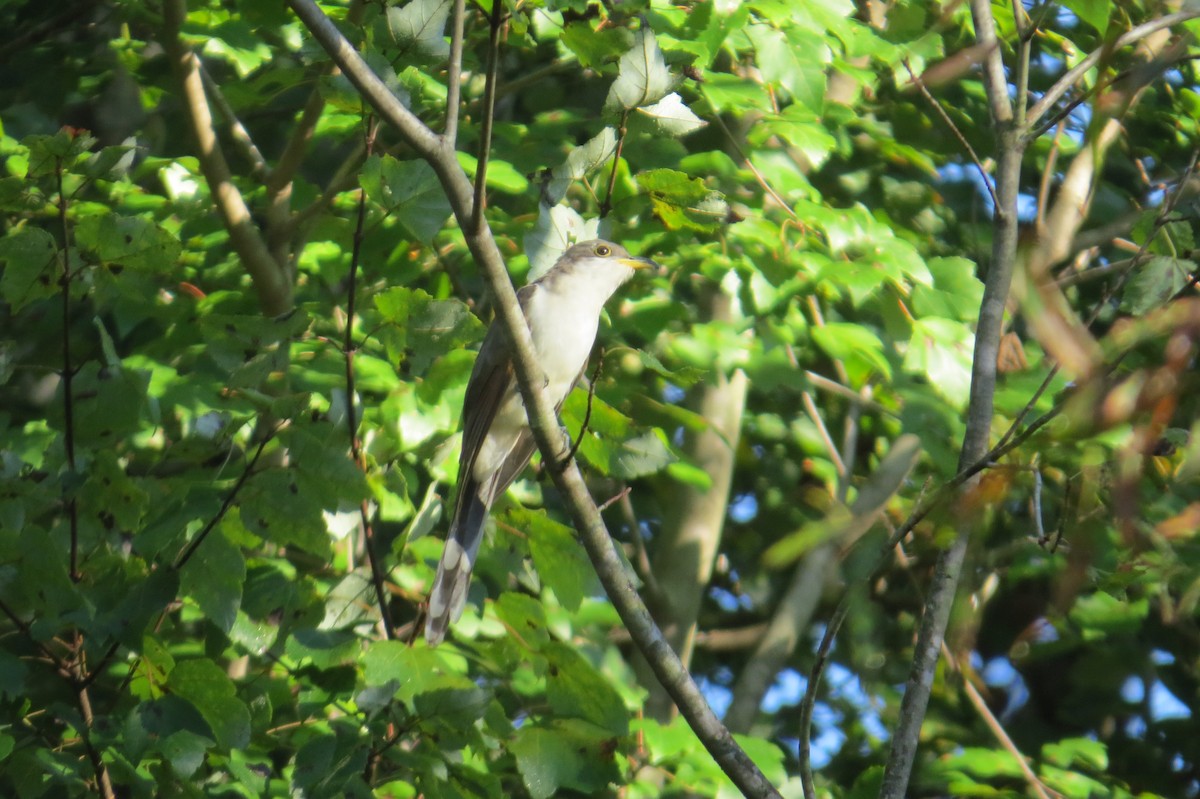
164,0,293,317
287,2,782,795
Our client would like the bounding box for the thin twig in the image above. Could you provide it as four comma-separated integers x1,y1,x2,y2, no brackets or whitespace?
600,110,630,218
802,391,845,477
56,156,81,582
710,112,797,219
472,1,502,235
164,0,293,316
619,490,663,603
799,600,849,799
346,118,396,641
562,350,605,468
173,433,275,569
199,64,269,178
905,59,998,209
72,632,115,799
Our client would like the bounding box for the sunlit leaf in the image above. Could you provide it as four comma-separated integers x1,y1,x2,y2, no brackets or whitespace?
605,28,673,111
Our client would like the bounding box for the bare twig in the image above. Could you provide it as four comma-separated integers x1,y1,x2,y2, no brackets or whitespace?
600,109,630,218
345,118,396,641
799,599,849,799
174,433,275,570
562,351,605,468
905,59,997,209
199,64,269,178
1026,10,1200,129
55,155,81,582
472,0,502,235
802,391,845,477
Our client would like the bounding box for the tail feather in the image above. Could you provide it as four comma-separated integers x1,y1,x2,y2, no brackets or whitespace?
425,492,489,645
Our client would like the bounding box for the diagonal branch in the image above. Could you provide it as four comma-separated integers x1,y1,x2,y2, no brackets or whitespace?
286,1,781,796
163,0,293,317
200,64,269,178
1025,9,1200,130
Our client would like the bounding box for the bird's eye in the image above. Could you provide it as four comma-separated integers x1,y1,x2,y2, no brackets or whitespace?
594,244,611,256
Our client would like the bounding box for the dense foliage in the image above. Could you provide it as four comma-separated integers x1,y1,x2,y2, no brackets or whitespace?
1,0,1199,797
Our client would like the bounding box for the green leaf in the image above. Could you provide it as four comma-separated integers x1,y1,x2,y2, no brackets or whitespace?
160,729,210,778
750,105,836,170
1042,737,1108,771
514,507,597,613
546,127,617,206
456,152,529,195
74,213,181,271
374,286,483,372
1061,0,1109,32
560,21,631,69
811,323,892,383
363,641,474,702
386,0,452,58
53,363,149,445
493,591,549,647
0,227,59,311
904,317,974,409
636,169,728,232
1120,256,1190,315
169,659,251,751
745,24,829,112
912,257,984,321
510,722,621,799
180,528,245,635
606,28,673,110
544,642,628,736
1069,591,1148,636
360,155,452,242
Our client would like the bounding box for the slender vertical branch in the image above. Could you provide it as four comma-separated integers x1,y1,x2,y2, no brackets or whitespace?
444,0,466,146
880,4,1025,795
73,632,115,799
55,157,81,583
471,1,502,235
600,110,630,218
346,118,396,641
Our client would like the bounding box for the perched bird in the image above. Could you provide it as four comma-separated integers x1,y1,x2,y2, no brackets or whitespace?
425,240,656,645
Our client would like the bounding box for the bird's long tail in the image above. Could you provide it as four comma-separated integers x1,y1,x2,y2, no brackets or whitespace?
425,490,489,646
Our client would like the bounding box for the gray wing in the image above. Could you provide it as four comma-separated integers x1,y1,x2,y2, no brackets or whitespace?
427,286,538,645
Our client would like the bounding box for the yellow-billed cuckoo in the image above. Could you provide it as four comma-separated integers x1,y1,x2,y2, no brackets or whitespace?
425,239,656,645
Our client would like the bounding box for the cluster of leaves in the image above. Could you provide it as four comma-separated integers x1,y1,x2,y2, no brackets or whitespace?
0,0,1199,798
